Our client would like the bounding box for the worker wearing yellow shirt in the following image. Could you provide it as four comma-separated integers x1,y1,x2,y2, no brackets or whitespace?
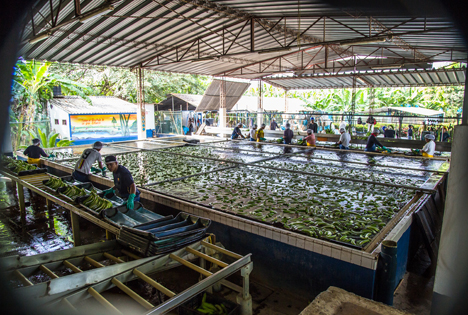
422,134,436,157
256,124,266,142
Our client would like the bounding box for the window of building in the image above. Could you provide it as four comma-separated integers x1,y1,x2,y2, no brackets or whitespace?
54,119,59,125
62,120,67,125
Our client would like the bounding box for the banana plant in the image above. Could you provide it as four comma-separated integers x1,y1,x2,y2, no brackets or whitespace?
25,127,74,148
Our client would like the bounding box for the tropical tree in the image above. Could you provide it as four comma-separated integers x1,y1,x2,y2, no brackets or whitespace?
10,59,90,152
49,63,211,103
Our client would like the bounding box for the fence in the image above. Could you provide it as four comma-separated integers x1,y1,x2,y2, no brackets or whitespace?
9,120,52,152
155,111,183,135
221,111,460,142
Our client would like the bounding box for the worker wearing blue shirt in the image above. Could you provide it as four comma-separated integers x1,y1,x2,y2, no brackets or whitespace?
103,155,140,209
365,129,389,152
231,123,245,139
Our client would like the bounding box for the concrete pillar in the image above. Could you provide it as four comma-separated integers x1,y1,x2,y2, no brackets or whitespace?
284,90,289,112
257,80,263,126
137,67,146,140
431,68,468,315
219,78,227,128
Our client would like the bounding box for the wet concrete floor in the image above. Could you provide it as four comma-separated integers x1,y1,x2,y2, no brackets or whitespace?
0,176,434,314
0,177,106,257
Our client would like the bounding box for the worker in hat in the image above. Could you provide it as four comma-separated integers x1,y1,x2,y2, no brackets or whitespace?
336,128,351,150
308,117,318,134
23,138,52,165
72,141,105,182
256,124,266,142
365,129,389,152
270,119,278,131
103,155,140,210
249,124,257,141
407,125,414,140
231,123,245,140
421,134,436,157
283,123,294,144
304,129,316,147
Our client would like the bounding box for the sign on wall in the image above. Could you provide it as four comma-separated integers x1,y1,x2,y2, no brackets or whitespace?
70,114,138,140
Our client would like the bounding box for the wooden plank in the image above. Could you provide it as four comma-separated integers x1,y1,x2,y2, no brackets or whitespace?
133,269,176,298
200,241,244,260
63,260,82,273
88,287,123,314
84,256,104,268
14,270,33,287
40,264,59,279
185,247,228,268
103,252,125,264
111,278,154,310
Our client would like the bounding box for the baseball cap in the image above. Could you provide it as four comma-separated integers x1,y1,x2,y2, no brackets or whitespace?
105,155,117,163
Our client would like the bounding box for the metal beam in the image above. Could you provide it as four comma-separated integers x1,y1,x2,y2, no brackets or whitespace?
146,255,252,314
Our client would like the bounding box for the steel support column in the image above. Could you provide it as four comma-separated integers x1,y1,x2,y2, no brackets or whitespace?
284,90,289,112
250,19,255,52
237,262,253,315
257,80,263,126
431,68,468,315
137,67,146,140
219,77,227,128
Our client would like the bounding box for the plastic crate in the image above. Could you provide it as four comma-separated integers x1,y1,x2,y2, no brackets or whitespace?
178,292,239,315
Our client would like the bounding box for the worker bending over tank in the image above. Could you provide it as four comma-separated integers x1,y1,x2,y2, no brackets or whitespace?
283,123,294,144
249,125,257,141
304,129,316,147
421,134,436,157
73,141,105,182
257,124,266,142
308,117,318,134
336,128,351,150
231,123,245,139
365,129,389,152
23,138,52,165
103,155,140,210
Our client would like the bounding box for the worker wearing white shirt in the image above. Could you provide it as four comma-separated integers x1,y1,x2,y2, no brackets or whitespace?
249,125,258,141
336,128,351,150
422,134,436,157
339,121,347,131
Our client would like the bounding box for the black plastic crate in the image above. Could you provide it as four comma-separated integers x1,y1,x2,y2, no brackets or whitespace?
102,202,165,228
122,213,211,241
178,292,239,315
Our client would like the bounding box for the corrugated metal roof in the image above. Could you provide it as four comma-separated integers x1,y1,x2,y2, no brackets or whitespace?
20,1,467,84
169,93,203,106
50,96,137,114
197,79,250,111
264,68,466,90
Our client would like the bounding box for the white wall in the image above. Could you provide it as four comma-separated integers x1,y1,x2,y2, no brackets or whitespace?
49,103,71,139
146,104,155,130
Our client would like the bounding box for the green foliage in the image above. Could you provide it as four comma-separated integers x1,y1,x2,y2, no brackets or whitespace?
48,63,211,103
28,128,74,148
243,80,463,116
10,59,89,152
